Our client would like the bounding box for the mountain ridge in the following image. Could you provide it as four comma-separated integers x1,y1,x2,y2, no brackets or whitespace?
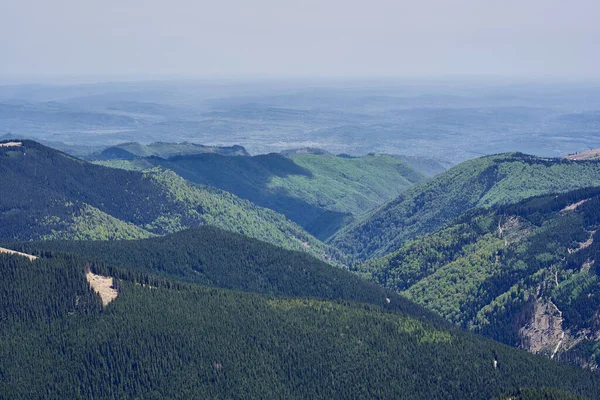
331,152,600,260
96,150,426,240
0,139,334,261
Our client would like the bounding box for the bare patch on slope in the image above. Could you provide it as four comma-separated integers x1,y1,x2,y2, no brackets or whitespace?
86,270,118,306
519,296,568,355
0,141,22,148
561,199,589,212
568,231,595,254
565,149,600,161
0,247,38,261
498,216,532,246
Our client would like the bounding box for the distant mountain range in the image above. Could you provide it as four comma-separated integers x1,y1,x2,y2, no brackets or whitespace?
93,141,250,159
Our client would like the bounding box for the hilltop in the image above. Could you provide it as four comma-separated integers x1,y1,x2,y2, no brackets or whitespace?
565,149,600,161
92,141,250,160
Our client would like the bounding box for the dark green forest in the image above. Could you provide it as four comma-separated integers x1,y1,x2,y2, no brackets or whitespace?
3,139,600,398
6,225,435,319
494,387,588,400
2,241,600,399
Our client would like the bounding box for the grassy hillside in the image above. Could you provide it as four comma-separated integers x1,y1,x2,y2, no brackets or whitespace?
331,153,600,260
131,152,425,240
2,236,600,398
0,140,332,260
358,186,600,368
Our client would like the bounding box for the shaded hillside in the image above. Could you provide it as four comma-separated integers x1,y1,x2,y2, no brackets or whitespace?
139,152,425,240
1,241,600,398
331,153,600,260
358,187,600,369
0,140,331,259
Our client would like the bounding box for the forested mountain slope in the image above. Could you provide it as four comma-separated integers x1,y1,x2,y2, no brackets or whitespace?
0,140,331,259
332,153,600,260
358,187,600,369
100,151,425,240
7,226,429,318
2,236,600,398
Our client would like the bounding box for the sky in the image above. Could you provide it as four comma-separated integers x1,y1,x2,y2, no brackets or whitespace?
1,0,599,80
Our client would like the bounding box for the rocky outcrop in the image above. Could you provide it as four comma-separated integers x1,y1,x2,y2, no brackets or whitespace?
519,297,569,356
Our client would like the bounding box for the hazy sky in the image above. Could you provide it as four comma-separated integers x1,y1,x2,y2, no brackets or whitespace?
1,0,599,79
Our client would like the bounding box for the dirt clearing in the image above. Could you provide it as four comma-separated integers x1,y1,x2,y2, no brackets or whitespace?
561,199,589,212
0,247,38,261
565,149,600,160
86,271,118,306
0,142,22,147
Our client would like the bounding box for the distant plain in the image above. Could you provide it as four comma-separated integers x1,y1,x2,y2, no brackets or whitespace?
1,79,599,163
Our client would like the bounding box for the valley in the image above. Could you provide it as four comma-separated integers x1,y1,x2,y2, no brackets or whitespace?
93,147,429,239
3,1,600,397
3,138,600,398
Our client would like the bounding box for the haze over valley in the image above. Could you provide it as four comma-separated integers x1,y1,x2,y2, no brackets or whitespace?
2,79,600,163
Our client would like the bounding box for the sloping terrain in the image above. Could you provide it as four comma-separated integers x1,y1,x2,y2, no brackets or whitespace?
107,151,425,240
1,233,600,399
331,153,600,260
7,226,436,318
0,140,332,260
358,187,600,369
